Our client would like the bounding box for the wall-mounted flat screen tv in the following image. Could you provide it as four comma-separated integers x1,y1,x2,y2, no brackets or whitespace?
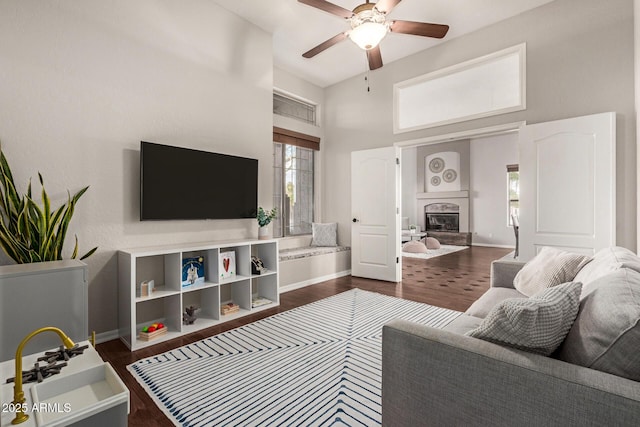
140,141,258,220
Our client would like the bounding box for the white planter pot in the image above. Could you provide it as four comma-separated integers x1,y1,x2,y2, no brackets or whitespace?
258,225,271,240
0,259,88,362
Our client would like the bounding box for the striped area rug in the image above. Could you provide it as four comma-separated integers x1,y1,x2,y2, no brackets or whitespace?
128,288,461,426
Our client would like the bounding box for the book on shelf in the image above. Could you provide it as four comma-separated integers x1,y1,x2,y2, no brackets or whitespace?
221,302,240,315
182,256,205,287
136,279,155,298
219,251,236,280
251,296,272,308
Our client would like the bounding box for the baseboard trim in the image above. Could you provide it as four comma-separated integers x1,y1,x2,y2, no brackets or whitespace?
92,329,120,345
280,270,351,293
471,243,515,249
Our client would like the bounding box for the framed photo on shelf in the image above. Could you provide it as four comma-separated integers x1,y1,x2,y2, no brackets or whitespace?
182,256,205,287
219,251,236,280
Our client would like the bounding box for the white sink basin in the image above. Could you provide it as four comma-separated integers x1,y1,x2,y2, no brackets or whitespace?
30,363,128,426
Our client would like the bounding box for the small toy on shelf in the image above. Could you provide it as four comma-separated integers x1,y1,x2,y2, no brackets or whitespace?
139,323,167,341
251,255,267,275
183,305,199,325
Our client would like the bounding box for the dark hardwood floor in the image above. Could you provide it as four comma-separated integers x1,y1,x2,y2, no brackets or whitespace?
96,246,511,426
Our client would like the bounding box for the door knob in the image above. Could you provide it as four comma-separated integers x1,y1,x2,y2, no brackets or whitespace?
352,218,359,223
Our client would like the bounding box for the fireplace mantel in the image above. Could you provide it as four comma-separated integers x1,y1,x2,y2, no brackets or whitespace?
415,190,469,234
417,190,469,200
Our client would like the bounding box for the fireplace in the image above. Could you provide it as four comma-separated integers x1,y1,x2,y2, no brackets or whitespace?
425,203,460,233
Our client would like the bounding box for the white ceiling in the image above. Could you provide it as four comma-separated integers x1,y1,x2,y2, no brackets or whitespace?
212,0,554,88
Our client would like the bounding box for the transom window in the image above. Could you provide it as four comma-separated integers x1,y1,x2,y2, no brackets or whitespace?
273,93,317,125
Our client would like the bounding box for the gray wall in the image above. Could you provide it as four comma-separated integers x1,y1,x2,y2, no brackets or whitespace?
0,0,273,335
323,0,636,250
470,133,519,247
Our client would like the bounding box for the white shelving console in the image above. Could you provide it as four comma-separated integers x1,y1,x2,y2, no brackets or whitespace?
118,238,279,351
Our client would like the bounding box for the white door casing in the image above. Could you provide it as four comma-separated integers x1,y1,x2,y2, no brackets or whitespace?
519,112,616,260
351,146,401,282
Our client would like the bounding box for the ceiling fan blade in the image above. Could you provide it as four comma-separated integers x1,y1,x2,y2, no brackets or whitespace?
375,0,402,14
367,46,383,70
302,32,348,58
298,0,353,19
390,20,449,38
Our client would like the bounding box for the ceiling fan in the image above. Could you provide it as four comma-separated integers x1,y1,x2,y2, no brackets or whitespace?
299,0,449,71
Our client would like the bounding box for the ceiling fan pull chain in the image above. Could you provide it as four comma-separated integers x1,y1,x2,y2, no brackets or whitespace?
364,56,371,92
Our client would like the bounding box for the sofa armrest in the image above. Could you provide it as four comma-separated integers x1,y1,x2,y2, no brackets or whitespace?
382,319,640,427
490,259,526,288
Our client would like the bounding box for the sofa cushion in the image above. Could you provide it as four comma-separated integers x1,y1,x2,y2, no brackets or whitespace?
466,281,582,355
513,247,590,297
311,222,337,247
443,314,483,335
556,268,640,381
465,288,526,318
573,246,640,287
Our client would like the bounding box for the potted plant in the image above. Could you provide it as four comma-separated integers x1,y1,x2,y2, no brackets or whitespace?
0,146,97,360
409,224,417,234
0,149,97,263
256,207,277,240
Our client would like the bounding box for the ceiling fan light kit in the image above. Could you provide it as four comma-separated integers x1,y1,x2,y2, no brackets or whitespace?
349,21,389,50
348,4,389,50
298,0,449,71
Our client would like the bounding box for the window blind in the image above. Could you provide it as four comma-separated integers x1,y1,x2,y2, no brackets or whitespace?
273,127,320,151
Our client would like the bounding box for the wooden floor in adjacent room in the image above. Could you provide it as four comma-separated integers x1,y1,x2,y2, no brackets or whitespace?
96,246,511,426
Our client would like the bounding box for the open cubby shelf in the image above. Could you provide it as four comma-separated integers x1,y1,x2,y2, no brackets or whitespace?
118,239,279,351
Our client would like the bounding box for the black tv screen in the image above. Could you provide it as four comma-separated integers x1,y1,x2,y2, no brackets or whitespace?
140,141,258,220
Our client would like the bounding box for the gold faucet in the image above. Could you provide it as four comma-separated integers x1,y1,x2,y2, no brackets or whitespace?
11,327,75,425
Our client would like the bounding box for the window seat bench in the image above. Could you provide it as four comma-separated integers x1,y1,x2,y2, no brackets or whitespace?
278,238,351,292
279,245,351,261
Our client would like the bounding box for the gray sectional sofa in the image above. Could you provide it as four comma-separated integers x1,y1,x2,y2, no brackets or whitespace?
382,246,640,426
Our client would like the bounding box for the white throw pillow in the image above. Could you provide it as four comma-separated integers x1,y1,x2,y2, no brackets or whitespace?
513,247,590,296
466,281,582,355
311,222,337,247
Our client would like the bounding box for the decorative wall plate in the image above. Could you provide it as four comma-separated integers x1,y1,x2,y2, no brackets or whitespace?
431,176,441,186
443,169,457,183
428,157,445,173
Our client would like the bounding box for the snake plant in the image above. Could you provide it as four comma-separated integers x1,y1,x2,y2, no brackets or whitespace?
0,148,97,263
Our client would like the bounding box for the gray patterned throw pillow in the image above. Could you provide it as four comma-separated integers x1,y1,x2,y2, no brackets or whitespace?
466,281,582,355
311,222,337,247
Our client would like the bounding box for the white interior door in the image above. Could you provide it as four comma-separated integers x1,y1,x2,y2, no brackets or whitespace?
351,146,401,282
519,112,616,260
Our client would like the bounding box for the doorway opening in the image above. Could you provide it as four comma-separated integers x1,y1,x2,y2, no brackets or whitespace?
396,121,523,257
